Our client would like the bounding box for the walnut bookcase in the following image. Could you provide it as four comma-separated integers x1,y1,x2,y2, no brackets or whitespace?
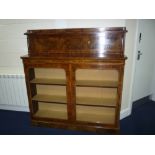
21,27,127,134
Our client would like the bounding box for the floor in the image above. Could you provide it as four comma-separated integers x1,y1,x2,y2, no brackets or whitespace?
121,100,155,134
0,100,155,135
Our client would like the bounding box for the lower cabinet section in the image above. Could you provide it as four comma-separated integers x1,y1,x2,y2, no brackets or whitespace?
32,102,115,125
32,102,118,134
24,66,123,134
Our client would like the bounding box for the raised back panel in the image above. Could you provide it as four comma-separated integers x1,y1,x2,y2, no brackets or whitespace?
25,27,127,58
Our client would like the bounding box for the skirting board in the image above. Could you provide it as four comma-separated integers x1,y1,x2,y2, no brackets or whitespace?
150,94,155,101
0,104,29,112
0,104,131,120
120,108,131,120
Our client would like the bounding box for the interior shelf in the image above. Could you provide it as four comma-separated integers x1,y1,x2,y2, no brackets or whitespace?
32,94,67,104
76,96,117,107
30,78,66,85
76,79,118,87
76,105,115,124
34,102,67,119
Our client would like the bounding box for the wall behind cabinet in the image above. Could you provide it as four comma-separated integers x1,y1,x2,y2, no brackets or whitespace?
0,19,126,73
0,19,137,119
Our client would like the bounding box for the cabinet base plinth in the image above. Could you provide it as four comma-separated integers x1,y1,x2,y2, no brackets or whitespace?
31,120,119,134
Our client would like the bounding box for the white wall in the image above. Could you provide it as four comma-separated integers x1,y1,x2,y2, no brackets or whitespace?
121,20,137,114
151,65,155,101
151,23,155,101
148,20,155,101
0,19,67,74
0,19,137,118
0,19,125,75
132,20,155,102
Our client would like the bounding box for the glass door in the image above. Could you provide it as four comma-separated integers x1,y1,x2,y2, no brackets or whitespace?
75,68,119,124
29,68,68,120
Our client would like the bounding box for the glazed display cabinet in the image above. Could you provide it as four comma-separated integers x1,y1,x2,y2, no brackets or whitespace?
21,27,127,134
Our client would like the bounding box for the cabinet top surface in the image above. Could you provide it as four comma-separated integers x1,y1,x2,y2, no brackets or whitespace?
25,27,127,35
21,54,127,62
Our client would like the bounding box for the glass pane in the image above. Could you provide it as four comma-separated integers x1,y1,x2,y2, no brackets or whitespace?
76,105,115,124
75,68,118,124
30,68,67,120
76,69,118,81
34,102,67,120
35,68,66,80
